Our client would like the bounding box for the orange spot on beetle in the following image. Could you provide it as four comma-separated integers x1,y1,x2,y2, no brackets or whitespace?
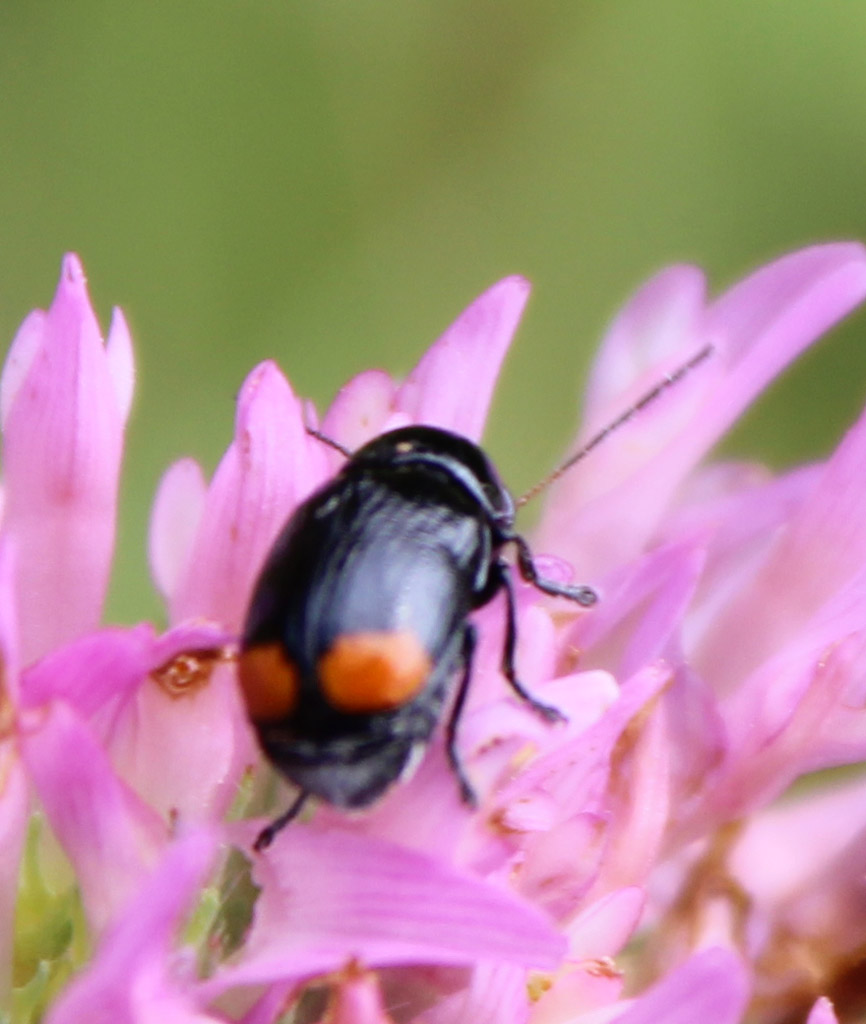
238,643,300,721
318,630,431,714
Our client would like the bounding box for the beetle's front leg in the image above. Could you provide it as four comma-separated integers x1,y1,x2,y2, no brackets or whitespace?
512,534,597,607
494,558,567,724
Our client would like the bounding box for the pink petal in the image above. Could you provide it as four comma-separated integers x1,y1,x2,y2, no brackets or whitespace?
0,536,21,707
495,663,670,821
20,619,254,828
107,661,255,824
204,824,565,995
396,276,530,441
423,962,530,1024
567,888,646,960
708,242,866,363
44,830,219,1024
20,624,156,716
697,398,866,691
21,700,167,934
150,620,235,666
780,834,866,968
665,458,813,557
703,604,866,824
517,813,608,919
19,618,231,722
451,669,620,825
659,665,727,825
1,254,133,663
534,358,716,581
321,369,399,450
238,981,299,1024
532,962,624,1023
807,653,866,769
480,667,668,922
339,673,615,866
807,998,840,1024
105,307,135,425
585,694,670,899
729,775,866,975
688,242,866,463
149,458,208,603
0,310,44,428
609,948,749,1024
662,462,817,650
169,361,329,630
583,265,706,427
572,539,705,679
729,773,866,912
470,667,620,746
536,243,866,579
313,968,398,1024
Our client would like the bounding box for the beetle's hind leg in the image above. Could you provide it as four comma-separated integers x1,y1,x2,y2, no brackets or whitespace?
512,534,597,607
445,624,480,808
253,789,309,852
497,559,568,724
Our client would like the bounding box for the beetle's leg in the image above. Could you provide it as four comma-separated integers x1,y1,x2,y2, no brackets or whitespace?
253,789,309,852
496,559,567,724
445,624,479,808
512,534,597,607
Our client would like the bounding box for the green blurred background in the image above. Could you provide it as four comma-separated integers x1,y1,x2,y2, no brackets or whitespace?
1,1,865,623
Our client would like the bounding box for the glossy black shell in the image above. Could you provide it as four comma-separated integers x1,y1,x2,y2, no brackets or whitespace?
241,425,514,808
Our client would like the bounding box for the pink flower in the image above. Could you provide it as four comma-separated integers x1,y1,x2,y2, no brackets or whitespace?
1,254,133,665
305,965,398,1024
7,248,866,1023
43,830,221,1024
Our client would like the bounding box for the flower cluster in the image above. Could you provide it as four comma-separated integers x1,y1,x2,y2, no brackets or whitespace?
4,247,866,1023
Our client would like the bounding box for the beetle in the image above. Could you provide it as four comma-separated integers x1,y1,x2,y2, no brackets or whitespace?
239,345,712,850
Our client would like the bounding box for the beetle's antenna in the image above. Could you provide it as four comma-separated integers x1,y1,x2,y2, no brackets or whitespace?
306,426,354,460
516,343,714,508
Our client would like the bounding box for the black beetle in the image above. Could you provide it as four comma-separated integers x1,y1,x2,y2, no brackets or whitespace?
239,424,596,849
239,346,712,850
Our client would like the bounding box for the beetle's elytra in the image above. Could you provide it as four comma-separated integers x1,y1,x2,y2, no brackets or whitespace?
239,424,596,850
